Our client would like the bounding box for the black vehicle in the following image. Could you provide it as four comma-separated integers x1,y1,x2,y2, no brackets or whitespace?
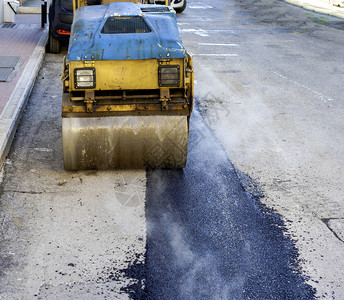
145,0,186,13
48,0,187,53
48,0,73,53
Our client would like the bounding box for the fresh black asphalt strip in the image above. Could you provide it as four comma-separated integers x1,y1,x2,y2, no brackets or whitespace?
124,110,316,299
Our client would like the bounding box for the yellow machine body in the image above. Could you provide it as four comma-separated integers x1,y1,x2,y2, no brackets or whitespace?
62,2,193,170
73,0,169,12
62,56,193,117
68,59,185,91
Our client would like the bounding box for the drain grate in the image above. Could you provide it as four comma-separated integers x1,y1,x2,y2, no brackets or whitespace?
0,23,16,28
0,56,20,82
0,23,40,29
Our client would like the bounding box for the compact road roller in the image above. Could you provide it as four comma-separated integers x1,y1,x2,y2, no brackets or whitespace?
61,2,194,170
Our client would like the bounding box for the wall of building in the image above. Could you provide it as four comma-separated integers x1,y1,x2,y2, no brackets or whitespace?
1,0,4,23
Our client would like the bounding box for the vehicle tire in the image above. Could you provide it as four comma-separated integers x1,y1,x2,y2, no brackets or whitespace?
174,0,186,13
49,32,61,54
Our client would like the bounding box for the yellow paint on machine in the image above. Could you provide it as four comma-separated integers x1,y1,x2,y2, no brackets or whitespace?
74,0,141,13
69,59,185,91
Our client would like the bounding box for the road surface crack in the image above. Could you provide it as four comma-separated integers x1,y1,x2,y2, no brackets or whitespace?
321,218,344,243
1,189,45,195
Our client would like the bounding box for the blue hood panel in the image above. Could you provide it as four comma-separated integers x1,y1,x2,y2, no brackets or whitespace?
68,2,187,61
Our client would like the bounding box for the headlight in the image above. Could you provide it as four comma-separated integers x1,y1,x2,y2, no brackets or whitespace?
158,65,180,87
74,68,96,89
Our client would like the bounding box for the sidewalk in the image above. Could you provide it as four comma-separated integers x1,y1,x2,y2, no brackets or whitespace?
0,13,48,167
286,0,344,18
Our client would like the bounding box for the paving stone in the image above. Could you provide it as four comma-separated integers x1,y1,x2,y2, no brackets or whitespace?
0,56,20,68
0,68,14,82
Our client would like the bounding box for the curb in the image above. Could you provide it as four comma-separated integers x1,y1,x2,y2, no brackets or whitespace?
0,27,49,168
286,0,344,19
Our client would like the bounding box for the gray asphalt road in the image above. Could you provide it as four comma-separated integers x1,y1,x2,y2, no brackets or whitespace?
1,0,343,298
179,0,344,297
0,54,147,299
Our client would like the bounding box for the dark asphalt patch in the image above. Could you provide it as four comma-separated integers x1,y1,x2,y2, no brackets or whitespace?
139,111,316,299
120,257,146,300
234,0,344,33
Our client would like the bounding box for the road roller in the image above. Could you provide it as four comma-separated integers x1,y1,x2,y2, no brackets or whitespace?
61,2,194,170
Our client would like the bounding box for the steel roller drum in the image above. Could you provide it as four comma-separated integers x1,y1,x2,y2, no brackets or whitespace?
62,115,189,170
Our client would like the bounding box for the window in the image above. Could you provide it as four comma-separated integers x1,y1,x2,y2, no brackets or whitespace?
101,17,151,34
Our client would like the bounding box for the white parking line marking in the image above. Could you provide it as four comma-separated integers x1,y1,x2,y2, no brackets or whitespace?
189,5,213,9
273,71,334,103
180,29,237,36
193,54,239,57
180,29,209,37
198,43,240,47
